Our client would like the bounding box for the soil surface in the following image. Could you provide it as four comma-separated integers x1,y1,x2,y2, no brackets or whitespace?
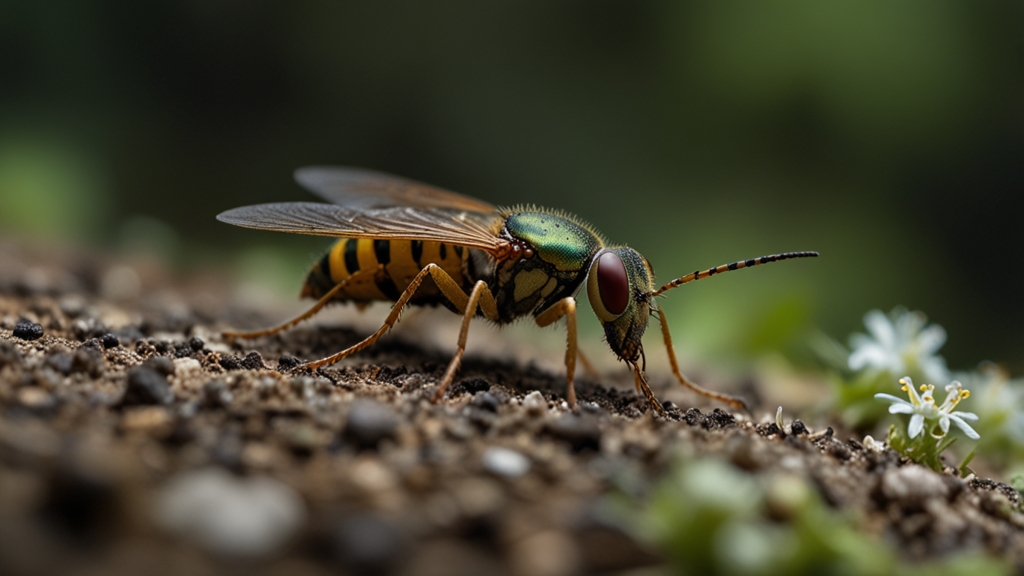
1,242,1023,576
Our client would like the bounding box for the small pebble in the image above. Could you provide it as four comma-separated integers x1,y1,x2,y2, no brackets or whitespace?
121,406,172,434
71,317,108,341
881,465,950,504
202,380,234,408
121,367,174,406
482,447,531,479
545,414,601,452
219,355,242,370
522,391,547,415
333,514,406,574
13,320,44,341
471,391,500,412
345,399,399,450
18,387,55,410
188,336,205,351
0,341,23,368
155,468,306,556
44,352,74,375
72,348,105,377
277,355,301,371
58,296,86,317
142,356,176,377
241,351,265,370
101,333,120,349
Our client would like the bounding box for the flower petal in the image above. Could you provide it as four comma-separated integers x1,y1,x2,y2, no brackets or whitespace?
863,310,895,346
916,325,947,355
950,411,979,422
849,344,892,371
889,404,915,415
908,414,925,439
938,415,950,434
894,309,925,342
874,393,910,404
947,415,980,440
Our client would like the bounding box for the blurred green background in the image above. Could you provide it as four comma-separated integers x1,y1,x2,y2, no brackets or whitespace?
1,1,1021,372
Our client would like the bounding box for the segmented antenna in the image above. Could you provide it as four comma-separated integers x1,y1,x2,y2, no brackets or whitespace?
652,251,818,297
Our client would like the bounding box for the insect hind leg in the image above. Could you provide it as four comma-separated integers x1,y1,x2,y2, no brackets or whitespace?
222,266,381,340
302,264,499,389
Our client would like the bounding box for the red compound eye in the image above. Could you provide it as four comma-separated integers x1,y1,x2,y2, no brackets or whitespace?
597,251,629,316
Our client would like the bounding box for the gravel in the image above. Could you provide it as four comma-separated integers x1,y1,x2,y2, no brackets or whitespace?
1,245,1022,575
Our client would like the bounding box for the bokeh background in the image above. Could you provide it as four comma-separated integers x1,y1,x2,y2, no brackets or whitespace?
1,1,1021,373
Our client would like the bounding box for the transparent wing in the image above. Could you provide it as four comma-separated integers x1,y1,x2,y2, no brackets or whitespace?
216,202,506,254
294,166,497,213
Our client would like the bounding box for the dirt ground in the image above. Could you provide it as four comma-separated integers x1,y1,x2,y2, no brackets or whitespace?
1,241,1023,576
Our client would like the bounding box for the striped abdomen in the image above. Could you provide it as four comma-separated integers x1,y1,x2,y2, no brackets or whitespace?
302,238,468,304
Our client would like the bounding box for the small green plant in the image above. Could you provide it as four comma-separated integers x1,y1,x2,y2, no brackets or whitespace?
953,364,1024,471
608,457,1009,576
876,377,979,472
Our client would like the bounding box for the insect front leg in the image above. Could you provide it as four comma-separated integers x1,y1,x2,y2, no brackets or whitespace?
656,307,748,411
431,279,500,402
533,297,579,408
223,265,382,340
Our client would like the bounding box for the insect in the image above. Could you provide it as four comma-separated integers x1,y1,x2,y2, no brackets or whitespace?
217,167,817,413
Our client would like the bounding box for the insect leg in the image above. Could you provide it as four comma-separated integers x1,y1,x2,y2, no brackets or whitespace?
223,265,382,340
656,307,749,411
299,264,499,373
630,361,665,415
431,280,501,402
534,297,579,407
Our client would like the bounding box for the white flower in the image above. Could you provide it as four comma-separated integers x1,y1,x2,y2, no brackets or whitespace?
956,365,1024,445
875,377,980,440
848,308,950,383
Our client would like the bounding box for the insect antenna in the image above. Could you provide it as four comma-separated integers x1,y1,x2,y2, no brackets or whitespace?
653,251,818,297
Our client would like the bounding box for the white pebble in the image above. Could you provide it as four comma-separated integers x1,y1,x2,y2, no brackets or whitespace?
155,467,306,556
483,447,531,479
881,465,949,503
522,391,547,415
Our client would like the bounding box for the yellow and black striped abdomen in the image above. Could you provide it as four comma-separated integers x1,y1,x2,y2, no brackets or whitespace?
302,238,468,304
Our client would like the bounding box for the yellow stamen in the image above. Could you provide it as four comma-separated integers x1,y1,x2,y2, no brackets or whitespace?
901,386,908,392
920,385,927,392
962,390,970,399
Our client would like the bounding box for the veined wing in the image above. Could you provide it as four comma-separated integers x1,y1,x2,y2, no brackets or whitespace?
216,202,507,254
294,166,497,213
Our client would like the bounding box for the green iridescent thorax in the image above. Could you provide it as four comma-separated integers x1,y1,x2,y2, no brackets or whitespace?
492,211,604,321
504,212,603,272
601,247,656,362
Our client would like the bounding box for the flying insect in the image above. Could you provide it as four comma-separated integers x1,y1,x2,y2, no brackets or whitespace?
217,167,817,413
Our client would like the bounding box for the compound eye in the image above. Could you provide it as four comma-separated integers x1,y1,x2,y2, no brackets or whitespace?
597,251,629,316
